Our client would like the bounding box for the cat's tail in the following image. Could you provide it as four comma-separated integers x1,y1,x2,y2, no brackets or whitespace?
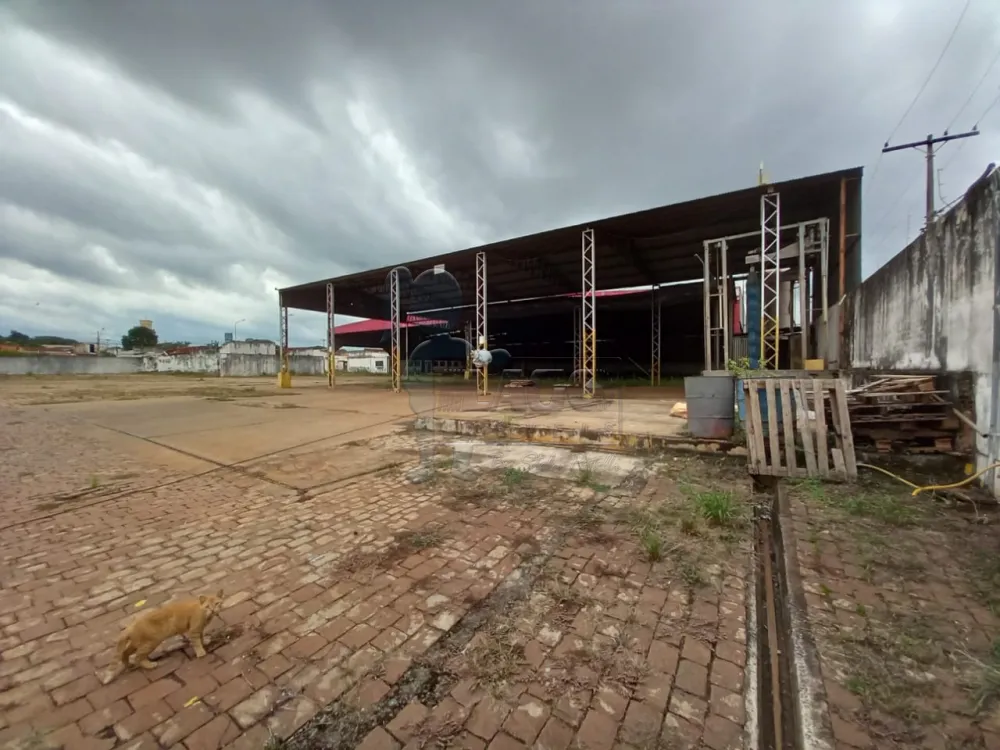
116,629,135,667
101,629,134,684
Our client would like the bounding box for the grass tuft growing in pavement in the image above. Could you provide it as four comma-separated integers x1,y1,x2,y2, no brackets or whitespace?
692,490,738,526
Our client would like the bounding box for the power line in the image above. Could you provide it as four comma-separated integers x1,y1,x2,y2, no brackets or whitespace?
978,85,1000,124
939,84,1000,173
884,0,971,145
947,45,1000,131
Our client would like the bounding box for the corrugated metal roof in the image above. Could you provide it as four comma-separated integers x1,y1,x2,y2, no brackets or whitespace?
283,166,862,320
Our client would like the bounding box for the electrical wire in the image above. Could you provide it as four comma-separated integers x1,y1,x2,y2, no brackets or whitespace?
857,461,1000,497
939,85,1000,174
866,2,973,240
947,46,1000,131
884,0,971,146
977,85,1000,125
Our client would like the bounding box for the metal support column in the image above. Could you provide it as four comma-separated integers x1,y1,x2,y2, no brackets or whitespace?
389,268,401,393
278,295,290,388
760,190,781,370
581,228,596,398
797,224,807,363
572,307,582,384
702,244,711,372
650,284,661,386
704,240,730,371
464,321,473,380
475,251,488,396
721,239,729,367
326,282,336,387
820,216,830,324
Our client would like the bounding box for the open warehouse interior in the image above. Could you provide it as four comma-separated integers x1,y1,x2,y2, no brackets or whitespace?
279,165,863,394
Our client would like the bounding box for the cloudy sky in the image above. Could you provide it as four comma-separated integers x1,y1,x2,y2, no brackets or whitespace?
2,0,999,346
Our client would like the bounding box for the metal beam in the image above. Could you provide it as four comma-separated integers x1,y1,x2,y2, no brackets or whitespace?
651,284,661,386
326,283,336,387
279,295,289,371
760,191,781,370
707,217,828,248
797,225,807,365
581,229,597,398
389,268,401,393
475,252,488,396
573,306,582,384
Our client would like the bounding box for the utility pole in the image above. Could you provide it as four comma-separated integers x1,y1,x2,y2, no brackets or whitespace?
882,129,979,225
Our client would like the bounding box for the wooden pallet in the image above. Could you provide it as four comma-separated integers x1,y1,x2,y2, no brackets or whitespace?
743,377,858,480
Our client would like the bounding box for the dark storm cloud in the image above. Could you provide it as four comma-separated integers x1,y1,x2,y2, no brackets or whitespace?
1,0,1000,342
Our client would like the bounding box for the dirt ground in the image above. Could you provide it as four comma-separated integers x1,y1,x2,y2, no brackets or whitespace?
0,374,754,750
785,474,1000,749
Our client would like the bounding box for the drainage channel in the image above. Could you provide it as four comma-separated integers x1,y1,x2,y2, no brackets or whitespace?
754,478,799,750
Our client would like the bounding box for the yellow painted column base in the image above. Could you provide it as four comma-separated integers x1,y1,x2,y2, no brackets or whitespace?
278,370,292,388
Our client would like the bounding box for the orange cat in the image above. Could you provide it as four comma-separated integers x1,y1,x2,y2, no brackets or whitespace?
107,590,224,680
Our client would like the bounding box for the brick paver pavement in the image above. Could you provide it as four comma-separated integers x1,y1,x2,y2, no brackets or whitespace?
784,479,1000,750
1,406,753,750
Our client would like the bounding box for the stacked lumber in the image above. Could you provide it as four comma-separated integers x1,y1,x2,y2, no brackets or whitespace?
846,374,960,454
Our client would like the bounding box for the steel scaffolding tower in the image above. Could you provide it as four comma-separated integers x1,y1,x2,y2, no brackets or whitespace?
581,229,596,398
475,251,488,396
760,191,781,370
389,268,401,393
650,284,661,386
326,282,336,388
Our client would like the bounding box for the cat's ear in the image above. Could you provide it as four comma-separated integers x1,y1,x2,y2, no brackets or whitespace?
216,589,224,602
199,594,209,605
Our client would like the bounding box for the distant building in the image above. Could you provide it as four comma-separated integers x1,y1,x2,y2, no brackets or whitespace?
337,347,388,374
139,319,153,329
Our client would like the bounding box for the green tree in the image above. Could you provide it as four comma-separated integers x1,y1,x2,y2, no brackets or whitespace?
121,326,159,350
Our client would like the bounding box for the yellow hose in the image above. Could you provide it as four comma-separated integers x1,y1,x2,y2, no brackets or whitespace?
855,462,920,489
856,461,1000,497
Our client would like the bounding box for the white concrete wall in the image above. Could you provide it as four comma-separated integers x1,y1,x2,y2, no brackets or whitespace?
0,356,143,376
848,166,1000,492
157,351,220,374
0,343,331,378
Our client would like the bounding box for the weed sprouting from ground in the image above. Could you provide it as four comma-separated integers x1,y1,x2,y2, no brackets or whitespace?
640,528,663,562
679,560,704,588
842,493,920,526
962,639,1000,714
89,474,100,489
503,468,529,486
337,525,448,575
693,490,737,526
575,459,611,492
395,528,445,551
970,550,1000,615
678,517,699,536
463,633,525,697
794,477,828,502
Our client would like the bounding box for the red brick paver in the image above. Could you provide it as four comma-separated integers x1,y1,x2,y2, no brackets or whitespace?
0,404,754,750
